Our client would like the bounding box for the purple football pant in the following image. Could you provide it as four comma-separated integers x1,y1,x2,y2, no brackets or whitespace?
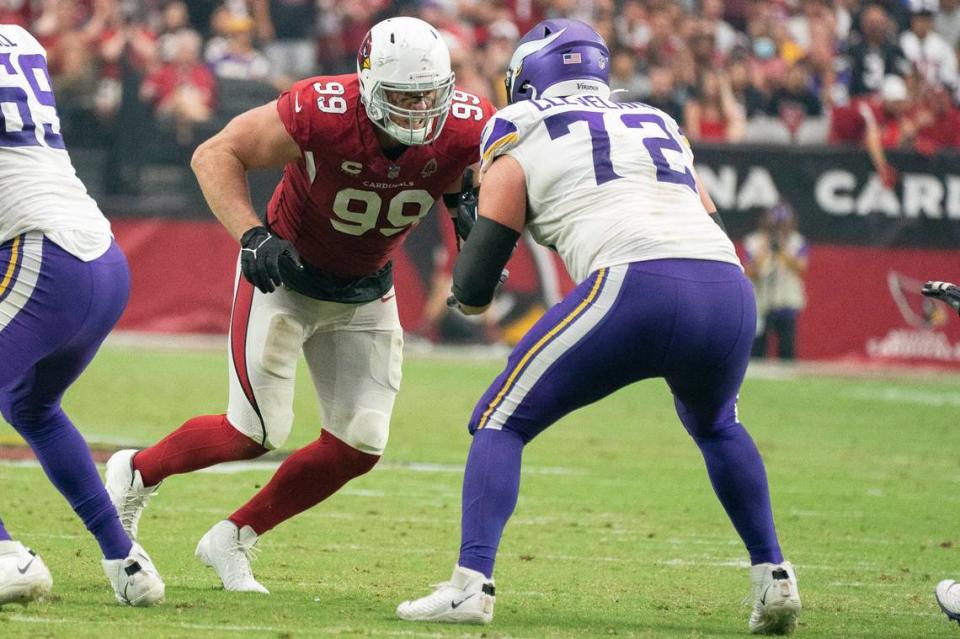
459,259,784,578
0,233,132,559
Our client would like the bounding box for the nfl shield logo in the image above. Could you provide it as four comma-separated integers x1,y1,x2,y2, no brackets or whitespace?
562,52,582,65
387,165,401,179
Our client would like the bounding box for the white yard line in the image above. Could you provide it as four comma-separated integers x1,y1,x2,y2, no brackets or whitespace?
0,456,578,477
841,386,960,407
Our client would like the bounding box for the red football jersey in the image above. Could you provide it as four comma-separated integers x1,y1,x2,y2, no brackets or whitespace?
269,74,495,280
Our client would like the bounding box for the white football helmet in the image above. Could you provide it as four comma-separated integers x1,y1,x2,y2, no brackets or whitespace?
357,17,455,145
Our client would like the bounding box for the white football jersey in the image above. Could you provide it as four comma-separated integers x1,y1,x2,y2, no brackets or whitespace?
0,25,111,260
479,95,739,283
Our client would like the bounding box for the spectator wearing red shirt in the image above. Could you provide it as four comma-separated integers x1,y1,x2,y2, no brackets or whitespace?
685,69,746,142
905,85,960,154
141,28,216,144
829,74,912,188
0,0,36,28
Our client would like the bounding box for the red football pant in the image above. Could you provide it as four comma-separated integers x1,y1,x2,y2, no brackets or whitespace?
133,414,268,487
230,430,379,535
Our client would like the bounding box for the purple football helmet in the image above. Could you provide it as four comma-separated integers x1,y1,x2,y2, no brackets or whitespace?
505,19,610,104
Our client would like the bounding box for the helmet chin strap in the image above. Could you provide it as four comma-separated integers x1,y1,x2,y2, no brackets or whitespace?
363,101,429,146
366,103,384,121
383,117,430,146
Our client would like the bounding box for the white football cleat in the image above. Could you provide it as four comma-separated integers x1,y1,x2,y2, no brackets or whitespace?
397,565,495,624
0,541,52,607
749,561,801,635
936,579,960,624
195,520,269,593
105,449,160,541
102,542,165,607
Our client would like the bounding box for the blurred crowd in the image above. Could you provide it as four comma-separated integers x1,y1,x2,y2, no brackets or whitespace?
4,0,960,164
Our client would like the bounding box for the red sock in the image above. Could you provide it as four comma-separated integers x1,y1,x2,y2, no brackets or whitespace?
133,414,268,486
230,430,379,534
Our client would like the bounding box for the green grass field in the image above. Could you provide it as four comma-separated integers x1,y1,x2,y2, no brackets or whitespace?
2,344,960,638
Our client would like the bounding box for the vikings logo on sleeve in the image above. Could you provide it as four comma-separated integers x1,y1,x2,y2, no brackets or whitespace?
479,117,519,175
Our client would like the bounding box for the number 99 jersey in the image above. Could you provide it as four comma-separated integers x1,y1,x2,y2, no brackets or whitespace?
479,96,739,284
269,74,494,281
0,26,110,254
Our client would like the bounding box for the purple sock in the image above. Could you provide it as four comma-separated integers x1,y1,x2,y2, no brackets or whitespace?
458,428,525,578
0,519,11,541
15,409,132,560
692,423,783,565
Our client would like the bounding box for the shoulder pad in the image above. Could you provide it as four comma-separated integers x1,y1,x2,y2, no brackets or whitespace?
479,102,538,175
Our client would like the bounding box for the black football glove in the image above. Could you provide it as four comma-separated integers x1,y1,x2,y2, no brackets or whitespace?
452,167,478,248
922,281,960,316
240,226,303,294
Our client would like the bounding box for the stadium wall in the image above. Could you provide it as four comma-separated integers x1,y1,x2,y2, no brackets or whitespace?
107,146,960,367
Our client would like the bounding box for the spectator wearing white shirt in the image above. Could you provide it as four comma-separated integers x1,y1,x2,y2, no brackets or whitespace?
900,0,959,91
935,0,960,48
702,0,738,56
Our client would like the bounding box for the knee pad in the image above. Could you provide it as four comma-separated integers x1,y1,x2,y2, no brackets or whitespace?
326,408,390,456
228,395,294,451
257,392,295,450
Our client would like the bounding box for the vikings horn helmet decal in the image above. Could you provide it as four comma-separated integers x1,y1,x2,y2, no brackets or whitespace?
505,19,611,104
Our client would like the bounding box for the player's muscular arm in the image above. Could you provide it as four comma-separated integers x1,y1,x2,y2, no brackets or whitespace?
694,168,728,234
452,156,525,315
695,168,717,213
477,156,526,232
191,101,302,241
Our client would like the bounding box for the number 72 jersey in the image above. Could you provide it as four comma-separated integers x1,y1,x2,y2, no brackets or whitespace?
479,96,739,284
0,25,109,246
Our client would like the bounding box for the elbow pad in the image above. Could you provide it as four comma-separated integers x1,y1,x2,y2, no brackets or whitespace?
452,217,520,307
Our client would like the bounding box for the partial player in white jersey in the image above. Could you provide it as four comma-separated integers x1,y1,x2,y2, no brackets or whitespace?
0,25,163,607
398,20,800,634
476,84,739,284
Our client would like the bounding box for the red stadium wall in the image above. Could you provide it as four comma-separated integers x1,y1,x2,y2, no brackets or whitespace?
112,219,960,368
113,219,437,334
114,220,236,334
798,245,960,366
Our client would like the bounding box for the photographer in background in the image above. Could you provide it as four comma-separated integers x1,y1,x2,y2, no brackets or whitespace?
743,202,810,361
